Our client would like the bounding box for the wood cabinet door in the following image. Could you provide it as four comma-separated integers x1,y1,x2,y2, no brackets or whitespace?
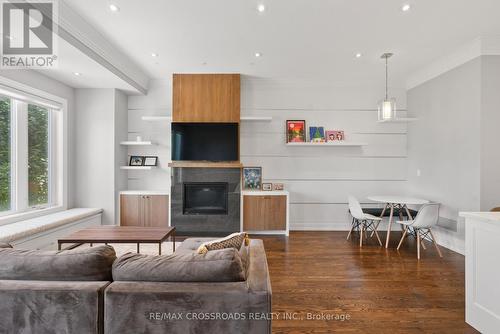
243,195,286,230
173,74,240,122
144,195,169,227
120,195,142,226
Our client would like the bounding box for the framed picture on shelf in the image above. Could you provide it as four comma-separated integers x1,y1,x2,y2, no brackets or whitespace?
242,167,262,190
309,126,325,142
129,156,144,166
326,130,345,141
143,156,158,166
286,120,306,143
273,183,284,191
262,183,273,191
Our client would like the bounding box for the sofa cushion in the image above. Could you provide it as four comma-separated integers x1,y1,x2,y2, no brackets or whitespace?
0,242,12,248
0,245,116,281
112,247,245,282
197,232,248,254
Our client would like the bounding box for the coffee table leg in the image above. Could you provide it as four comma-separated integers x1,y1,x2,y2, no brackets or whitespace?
173,232,175,252
58,242,61,251
159,242,162,255
137,243,140,253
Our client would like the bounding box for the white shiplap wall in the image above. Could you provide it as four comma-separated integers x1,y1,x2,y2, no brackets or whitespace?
126,77,408,230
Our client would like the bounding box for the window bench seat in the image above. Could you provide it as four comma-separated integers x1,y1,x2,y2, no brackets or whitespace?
0,208,103,250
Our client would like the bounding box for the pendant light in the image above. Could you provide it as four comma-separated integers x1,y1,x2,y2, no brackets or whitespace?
378,53,396,121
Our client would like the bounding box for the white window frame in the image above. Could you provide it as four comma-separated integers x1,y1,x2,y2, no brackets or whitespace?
0,76,68,226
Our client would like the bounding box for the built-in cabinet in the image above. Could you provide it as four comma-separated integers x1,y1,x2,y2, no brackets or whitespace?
172,74,240,123
242,191,289,235
120,192,169,227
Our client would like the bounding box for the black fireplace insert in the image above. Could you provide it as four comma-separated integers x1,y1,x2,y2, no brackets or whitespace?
183,182,229,215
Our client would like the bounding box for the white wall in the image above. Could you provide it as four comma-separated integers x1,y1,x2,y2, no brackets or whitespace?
480,56,500,211
407,58,482,220
74,88,127,225
127,79,171,190
127,77,408,231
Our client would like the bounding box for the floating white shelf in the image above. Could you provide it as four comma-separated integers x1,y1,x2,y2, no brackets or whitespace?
120,141,155,146
141,116,172,122
240,116,273,122
377,117,418,123
120,166,156,170
286,142,367,147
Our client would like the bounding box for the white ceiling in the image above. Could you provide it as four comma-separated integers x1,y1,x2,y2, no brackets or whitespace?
36,37,139,93
61,0,500,87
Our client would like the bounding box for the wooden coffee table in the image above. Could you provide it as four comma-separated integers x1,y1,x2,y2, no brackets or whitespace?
58,226,175,255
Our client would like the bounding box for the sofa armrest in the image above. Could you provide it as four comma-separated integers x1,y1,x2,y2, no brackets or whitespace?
0,280,110,334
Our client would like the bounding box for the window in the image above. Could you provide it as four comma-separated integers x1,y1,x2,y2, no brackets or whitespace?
0,97,11,212
0,89,61,218
28,104,50,207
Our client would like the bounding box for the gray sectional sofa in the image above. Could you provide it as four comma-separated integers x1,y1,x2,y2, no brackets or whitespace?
0,238,272,334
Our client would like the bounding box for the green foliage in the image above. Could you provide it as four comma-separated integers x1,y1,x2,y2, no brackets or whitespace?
0,101,49,212
0,98,10,211
28,104,49,206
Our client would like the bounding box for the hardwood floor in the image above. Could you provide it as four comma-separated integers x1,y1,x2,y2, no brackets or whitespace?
258,231,478,334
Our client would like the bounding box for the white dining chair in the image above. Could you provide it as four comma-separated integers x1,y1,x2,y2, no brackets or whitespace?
395,203,443,259
347,196,383,247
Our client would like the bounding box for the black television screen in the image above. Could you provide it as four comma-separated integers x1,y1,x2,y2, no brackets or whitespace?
171,123,238,161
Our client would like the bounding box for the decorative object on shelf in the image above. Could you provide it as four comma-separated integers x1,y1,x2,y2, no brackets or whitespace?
136,135,143,142
262,183,273,191
129,156,144,166
286,120,306,143
273,183,284,191
242,167,262,190
326,130,345,141
309,126,325,143
378,53,397,121
143,156,158,166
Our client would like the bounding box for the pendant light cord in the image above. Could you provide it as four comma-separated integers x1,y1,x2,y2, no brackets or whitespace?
385,56,388,100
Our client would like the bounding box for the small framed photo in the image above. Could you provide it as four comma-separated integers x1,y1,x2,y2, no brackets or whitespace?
143,156,158,166
262,183,273,191
309,126,325,142
273,183,284,191
242,167,262,190
129,156,144,166
286,120,306,143
326,130,345,142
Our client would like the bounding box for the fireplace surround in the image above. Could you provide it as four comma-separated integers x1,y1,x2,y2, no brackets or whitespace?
171,167,240,236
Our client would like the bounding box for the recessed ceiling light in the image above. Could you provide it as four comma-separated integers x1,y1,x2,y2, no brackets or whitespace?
355,53,362,58
73,72,81,76
402,4,411,12
257,4,265,12
109,4,120,12
255,52,262,58
151,53,158,57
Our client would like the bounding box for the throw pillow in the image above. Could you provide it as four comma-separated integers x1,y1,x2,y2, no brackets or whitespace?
197,232,249,254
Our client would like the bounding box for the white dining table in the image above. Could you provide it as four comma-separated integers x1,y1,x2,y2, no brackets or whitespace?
367,195,429,248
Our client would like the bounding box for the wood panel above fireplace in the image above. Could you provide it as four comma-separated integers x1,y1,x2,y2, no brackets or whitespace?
173,74,240,123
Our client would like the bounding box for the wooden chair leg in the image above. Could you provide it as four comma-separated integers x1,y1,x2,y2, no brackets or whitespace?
416,229,421,260
359,224,364,247
373,228,383,246
397,227,407,250
429,229,443,257
347,218,355,240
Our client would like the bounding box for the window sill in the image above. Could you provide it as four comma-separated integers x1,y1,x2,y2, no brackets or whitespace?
0,205,65,227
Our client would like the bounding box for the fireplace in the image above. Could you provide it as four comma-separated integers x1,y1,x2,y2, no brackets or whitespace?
183,182,228,215
171,168,240,237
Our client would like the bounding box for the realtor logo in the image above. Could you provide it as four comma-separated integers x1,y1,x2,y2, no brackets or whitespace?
1,0,58,68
